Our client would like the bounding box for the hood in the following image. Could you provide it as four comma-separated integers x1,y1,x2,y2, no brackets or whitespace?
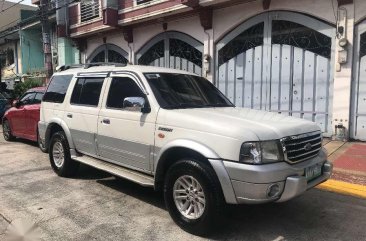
158,107,320,141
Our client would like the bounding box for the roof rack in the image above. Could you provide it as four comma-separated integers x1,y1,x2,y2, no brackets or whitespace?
56,62,128,72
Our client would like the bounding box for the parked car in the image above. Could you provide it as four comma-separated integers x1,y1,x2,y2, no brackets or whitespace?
0,92,12,119
39,64,333,235
2,87,47,152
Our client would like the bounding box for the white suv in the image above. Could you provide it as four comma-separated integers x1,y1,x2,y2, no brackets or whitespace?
39,64,332,235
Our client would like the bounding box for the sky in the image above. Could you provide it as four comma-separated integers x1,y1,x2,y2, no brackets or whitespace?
7,0,35,6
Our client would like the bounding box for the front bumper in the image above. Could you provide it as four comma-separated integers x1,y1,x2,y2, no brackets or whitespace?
209,149,333,204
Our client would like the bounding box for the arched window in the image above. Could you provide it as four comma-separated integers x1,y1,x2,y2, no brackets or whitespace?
87,44,128,64
136,31,203,75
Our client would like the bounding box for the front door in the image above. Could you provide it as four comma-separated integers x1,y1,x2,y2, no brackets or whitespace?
11,92,36,136
216,11,335,136
97,74,156,172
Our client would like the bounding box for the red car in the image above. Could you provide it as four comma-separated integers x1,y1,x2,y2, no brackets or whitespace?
2,87,47,152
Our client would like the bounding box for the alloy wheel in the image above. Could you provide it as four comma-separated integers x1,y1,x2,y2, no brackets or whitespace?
173,175,206,220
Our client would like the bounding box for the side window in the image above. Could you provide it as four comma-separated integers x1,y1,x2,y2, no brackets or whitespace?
43,75,73,103
71,78,104,106
20,92,36,105
107,77,145,109
33,93,44,104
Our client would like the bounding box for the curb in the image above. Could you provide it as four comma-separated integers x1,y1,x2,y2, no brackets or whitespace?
317,179,366,199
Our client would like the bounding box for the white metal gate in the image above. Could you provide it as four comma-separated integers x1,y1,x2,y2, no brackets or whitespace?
351,20,366,141
136,31,203,75
216,12,335,135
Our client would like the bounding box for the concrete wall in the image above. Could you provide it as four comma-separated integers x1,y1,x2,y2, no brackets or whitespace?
58,38,80,66
20,29,44,74
0,2,36,29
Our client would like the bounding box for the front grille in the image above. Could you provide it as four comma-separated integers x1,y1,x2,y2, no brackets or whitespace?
281,131,322,163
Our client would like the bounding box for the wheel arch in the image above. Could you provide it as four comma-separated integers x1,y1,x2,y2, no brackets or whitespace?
45,118,75,149
154,139,237,204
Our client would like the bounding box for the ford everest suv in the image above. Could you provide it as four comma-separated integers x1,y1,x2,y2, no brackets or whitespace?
39,64,333,235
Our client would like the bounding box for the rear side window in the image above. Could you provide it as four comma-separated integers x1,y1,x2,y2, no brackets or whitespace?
33,92,44,104
43,75,73,103
71,78,104,106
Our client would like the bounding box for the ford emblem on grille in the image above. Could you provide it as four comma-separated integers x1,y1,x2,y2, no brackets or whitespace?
304,143,312,151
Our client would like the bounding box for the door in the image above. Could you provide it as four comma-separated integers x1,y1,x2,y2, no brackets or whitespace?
97,74,156,172
351,20,366,141
24,92,44,140
11,92,36,136
216,11,335,136
64,76,106,156
136,31,203,76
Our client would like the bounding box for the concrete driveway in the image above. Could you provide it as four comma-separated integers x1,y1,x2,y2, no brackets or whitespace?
0,133,365,241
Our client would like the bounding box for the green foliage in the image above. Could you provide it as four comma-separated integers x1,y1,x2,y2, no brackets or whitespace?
13,78,43,99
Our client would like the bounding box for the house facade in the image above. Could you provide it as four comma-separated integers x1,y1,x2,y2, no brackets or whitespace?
43,0,366,141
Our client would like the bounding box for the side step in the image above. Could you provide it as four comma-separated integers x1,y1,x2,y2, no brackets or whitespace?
72,155,154,187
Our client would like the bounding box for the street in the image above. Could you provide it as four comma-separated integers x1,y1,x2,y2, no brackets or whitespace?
0,134,365,241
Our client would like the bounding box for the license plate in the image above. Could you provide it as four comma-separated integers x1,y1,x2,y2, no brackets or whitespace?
305,164,322,181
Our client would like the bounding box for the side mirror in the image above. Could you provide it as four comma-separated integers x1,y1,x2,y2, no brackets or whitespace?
12,100,20,108
123,97,150,113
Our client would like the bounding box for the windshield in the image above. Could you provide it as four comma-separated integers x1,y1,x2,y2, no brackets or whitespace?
145,73,234,109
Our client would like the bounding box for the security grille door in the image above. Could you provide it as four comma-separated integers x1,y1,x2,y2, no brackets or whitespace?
136,32,203,75
351,21,366,141
216,12,335,135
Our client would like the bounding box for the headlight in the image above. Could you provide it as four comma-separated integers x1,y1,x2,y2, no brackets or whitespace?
239,141,283,164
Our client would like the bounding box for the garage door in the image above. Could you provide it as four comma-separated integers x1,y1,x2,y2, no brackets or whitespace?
351,20,366,141
216,12,335,135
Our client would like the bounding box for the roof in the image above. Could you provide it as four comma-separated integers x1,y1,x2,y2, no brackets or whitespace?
55,65,198,76
27,86,46,93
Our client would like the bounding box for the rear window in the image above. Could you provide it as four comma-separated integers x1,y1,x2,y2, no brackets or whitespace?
43,75,73,103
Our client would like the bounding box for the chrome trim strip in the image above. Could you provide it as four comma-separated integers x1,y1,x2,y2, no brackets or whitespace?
285,136,321,146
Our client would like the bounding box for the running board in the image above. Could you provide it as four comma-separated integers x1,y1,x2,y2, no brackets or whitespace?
72,155,154,187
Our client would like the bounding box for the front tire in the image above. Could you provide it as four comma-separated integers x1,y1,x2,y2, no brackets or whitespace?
49,131,79,177
2,119,15,141
164,159,225,236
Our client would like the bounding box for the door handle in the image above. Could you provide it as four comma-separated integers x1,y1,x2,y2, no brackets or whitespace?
102,118,110,124
67,113,73,118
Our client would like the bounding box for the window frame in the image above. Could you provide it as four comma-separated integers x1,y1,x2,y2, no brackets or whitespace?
19,92,36,106
70,77,105,107
43,74,73,103
105,75,148,111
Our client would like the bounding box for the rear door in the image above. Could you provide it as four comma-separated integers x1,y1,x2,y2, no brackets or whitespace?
97,73,156,172
24,92,44,140
64,76,106,156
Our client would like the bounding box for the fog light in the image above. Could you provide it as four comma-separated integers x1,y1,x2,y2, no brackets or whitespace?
267,184,281,198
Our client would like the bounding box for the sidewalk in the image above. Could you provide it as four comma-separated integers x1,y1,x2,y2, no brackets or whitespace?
319,139,366,199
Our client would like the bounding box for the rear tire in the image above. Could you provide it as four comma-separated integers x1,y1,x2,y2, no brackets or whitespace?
37,130,48,153
2,119,15,141
164,159,225,236
49,131,79,177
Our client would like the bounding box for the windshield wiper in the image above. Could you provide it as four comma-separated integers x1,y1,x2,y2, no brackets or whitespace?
203,103,234,107
166,103,207,109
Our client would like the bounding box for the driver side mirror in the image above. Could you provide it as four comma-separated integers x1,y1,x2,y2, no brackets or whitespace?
123,97,151,113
